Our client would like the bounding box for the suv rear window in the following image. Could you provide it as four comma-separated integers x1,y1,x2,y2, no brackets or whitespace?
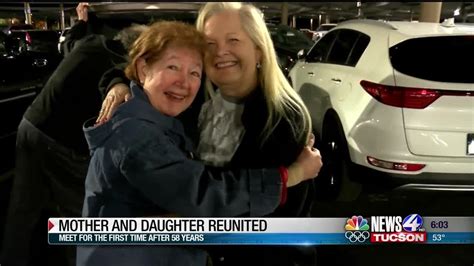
389,36,474,83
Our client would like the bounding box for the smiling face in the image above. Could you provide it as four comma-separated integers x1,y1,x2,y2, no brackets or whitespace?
137,46,203,117
204,10,262,100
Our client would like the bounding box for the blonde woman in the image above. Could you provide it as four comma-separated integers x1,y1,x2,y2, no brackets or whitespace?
195,3,317,265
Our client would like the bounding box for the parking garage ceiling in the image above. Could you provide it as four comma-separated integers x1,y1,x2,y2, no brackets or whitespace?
259,2,472,21
0,2,472,23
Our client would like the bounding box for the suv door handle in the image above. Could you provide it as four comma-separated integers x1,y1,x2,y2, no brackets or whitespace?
307,72,315,76
331,78,342,83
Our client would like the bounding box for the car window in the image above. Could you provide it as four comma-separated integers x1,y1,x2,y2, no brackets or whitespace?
269,25,313,53
306,30,337,63
327,29,360,65
347,33,370,66
389,35,474,83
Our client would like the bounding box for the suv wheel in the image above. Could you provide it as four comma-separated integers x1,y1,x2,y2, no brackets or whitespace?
315,116,361,201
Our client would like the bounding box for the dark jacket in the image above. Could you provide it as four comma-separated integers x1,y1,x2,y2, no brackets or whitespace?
60,19,88,56
25,34,127,155
232,88,314,217
78,82,283,266
61,14,118,57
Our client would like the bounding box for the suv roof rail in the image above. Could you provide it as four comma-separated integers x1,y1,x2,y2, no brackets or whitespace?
441,17,456,27
338,19,398,30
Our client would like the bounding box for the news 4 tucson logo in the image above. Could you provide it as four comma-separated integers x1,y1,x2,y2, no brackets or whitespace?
370,214,426,243
344,215,370,243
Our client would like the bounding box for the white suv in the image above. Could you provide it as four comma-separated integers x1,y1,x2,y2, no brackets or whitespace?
289,19,474,201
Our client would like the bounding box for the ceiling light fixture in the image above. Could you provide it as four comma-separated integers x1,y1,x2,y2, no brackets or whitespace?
146,5,160,10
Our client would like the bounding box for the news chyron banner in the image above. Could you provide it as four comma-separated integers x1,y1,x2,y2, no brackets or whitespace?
48,215,474,245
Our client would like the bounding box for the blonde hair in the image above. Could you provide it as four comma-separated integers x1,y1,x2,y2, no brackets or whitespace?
125,21,206,82
196,2,311,144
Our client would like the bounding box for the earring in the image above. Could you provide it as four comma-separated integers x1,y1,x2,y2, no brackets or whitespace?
256,62,261,69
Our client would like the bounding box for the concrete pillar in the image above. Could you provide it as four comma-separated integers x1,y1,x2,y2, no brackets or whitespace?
419,2,442,23
460,2,468,22
59,3,65,30
281,2,288,26
24,2,32,24
292,15,296,28
356,1,363,18
325,15,330,24
318,14,322,27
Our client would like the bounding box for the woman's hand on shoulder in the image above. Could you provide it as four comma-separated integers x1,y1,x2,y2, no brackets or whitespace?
96,83,131,125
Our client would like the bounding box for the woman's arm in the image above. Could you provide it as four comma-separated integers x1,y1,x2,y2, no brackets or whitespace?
97,63,129,98
61,3,90,56
117,121,320,217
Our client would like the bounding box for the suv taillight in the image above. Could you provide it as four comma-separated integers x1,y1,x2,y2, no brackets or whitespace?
367,156,425,172
360,80,441,109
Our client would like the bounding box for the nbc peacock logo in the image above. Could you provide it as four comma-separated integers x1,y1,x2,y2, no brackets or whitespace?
344,215,370,243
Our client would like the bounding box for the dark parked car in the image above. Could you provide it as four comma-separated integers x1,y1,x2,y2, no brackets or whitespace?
0,30,61,174
1,24,35,34
8,29,60,54
0,30,61,93
267,24,314,76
